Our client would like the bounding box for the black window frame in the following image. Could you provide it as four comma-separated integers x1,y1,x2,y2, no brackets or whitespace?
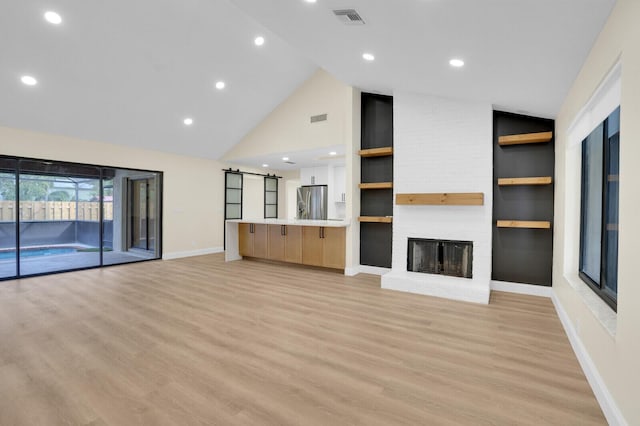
264,176,278,219
579,107,619,311
223,171,243,249
224,171,243,221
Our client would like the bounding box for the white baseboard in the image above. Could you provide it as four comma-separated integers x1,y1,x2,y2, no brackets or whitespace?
551,291,626,426
358,265,391,276
163,247,224,260
490,280,553,298
344,267,359,277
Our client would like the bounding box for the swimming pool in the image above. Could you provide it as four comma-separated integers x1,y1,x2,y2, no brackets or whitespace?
0,247,78,260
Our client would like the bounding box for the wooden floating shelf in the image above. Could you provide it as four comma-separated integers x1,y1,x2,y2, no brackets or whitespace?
498,176,553,186
498,131,553,146
396,192,484,206
359,182,393,189
497,220,551,229
358,216,393,223
358,147,393,157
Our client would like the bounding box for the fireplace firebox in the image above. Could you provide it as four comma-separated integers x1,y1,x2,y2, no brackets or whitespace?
407,238,473,279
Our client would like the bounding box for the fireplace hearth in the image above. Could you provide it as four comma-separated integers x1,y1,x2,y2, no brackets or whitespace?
407,238,473,279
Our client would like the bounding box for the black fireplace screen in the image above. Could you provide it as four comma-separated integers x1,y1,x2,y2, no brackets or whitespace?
407,238,473,279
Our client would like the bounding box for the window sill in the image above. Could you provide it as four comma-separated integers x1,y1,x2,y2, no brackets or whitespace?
564,272,617,337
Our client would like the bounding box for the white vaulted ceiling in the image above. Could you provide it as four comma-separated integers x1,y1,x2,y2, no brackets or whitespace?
231,0,617,118
0,0,316,159
1,0,616,159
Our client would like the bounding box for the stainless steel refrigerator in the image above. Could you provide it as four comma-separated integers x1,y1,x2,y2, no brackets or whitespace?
297,185,328,220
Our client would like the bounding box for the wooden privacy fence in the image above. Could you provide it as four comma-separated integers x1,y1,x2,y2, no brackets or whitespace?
0,201,113,222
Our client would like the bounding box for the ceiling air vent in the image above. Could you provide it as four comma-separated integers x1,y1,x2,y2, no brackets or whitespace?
333,9,365,25
310,113,327,123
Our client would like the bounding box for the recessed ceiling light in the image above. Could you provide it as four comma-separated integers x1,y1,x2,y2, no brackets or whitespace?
183,118,193,126
362,53,375,61
304,0,317,3
44,11,62,25
215,81,225,90
262,164,269,168
282,157,289,161
449,58,465,68
329,151,337,156
20,75,38,86
254,36,265,46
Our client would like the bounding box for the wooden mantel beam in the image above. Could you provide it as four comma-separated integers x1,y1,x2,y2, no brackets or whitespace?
396,193,484,206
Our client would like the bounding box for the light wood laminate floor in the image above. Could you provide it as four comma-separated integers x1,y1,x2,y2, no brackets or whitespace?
0,254,604,425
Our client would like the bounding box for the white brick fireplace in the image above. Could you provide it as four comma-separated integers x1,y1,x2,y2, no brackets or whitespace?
381,92,493,304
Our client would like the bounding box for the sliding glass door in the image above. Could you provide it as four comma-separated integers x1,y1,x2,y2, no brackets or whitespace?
103,171,161,266
0,158,17,279
0,155,163,279
17,159,102,276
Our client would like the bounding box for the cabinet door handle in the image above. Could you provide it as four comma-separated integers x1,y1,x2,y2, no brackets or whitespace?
250,223,254,233
319,227,322,239
281,225,286,236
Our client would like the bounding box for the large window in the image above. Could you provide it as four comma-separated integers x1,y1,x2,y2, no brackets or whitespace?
579,107,619,310
0,155,162,280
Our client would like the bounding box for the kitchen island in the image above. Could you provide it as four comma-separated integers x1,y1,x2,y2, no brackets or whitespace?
225,219,350,270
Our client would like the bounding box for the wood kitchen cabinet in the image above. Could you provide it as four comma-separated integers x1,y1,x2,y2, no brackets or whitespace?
238,223,253,256
302,226,325,267
322,227,346,269
302,226,345,269
269,225,303,263
267,225,286,261
238,222,344,269
238,223,267,258
253,224,267,258
284,225,302,264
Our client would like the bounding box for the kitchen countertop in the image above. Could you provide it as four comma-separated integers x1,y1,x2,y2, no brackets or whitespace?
225,218,350,227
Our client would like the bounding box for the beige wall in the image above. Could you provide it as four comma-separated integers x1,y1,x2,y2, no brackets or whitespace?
0,126,278,257
555,0,640,423
222,68,352,161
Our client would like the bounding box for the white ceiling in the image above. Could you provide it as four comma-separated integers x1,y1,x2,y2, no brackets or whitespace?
1,0,616,161
0,0,316,159
229,144,345,171
231,0,616,118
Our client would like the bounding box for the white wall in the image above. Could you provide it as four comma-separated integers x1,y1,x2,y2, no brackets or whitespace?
241,174,264,220
344,89,361,274
222,69,351,161
285,179,299,219
554,0,640,423
382,92,493,304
